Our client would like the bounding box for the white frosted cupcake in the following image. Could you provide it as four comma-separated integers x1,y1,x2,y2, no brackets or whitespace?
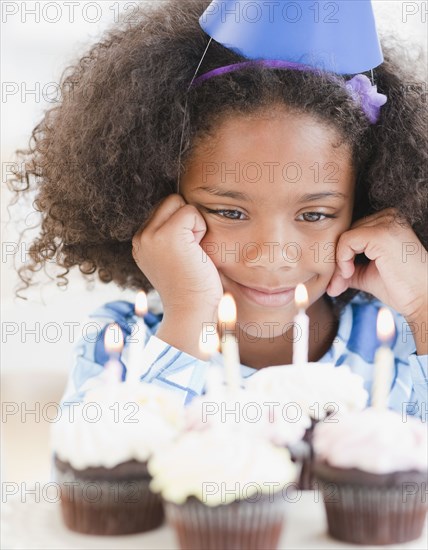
313,408,428,545
245,363,369,489
246,363,368,420
185,369,311,447
148,427,297,550
51,382,184,535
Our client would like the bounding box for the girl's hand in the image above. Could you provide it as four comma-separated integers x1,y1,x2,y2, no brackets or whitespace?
326,208,428,323
132,194,223,315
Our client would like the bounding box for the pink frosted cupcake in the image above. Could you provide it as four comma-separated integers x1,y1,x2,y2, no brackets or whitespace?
185,369,311,448
246,363,369,489
313,408,428,545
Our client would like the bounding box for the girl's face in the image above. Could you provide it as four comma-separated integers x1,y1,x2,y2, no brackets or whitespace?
181,109,356,336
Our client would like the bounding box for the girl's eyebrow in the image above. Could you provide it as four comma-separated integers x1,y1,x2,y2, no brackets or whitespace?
193,185,253,202
297,191,348,203
193,186,347,203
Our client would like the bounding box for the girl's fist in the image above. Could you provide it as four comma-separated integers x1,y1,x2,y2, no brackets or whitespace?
327,208,428,323
132,194,223,313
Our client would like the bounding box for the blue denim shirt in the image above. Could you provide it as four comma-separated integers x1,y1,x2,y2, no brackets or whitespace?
60,293,427,420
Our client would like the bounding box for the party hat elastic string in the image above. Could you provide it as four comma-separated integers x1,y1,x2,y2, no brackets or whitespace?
177,37,213,194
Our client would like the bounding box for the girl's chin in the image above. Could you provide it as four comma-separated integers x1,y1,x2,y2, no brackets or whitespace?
234,304,298,331
236,317,293,340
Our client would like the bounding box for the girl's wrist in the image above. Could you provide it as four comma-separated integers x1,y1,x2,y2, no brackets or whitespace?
156,305,218,360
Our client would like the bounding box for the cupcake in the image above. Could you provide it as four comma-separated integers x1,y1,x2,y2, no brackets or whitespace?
51,382,184,535
185,367,311,448
313,408,428,545
246,363,368,489
148,427,298,550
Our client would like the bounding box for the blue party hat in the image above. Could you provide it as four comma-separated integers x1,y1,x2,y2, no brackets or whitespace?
199,0,383,74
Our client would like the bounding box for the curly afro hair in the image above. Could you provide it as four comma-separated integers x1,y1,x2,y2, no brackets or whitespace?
8,0,427,319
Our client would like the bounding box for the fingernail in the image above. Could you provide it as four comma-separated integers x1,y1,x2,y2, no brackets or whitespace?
326,282,337,297
327,275,346,297
335,275,347,295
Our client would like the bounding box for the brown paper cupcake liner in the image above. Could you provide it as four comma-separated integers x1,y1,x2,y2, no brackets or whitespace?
165,493,286,550
54,456,164,535
314,461,428,545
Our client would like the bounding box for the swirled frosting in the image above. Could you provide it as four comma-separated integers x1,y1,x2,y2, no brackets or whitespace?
185,384,311,446
51,382,184,470
246,363,368,420
313,408,428,474
148,428,297,505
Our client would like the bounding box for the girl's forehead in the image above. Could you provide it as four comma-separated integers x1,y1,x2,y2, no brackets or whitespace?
190,110,352,165
183,110,355,198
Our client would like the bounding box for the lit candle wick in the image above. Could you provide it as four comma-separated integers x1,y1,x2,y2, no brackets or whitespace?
372,307,395,409
135,290,148,317
218,293,241,392
104,323,124,383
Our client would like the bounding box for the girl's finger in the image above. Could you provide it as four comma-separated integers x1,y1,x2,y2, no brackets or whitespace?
335,227,382,278
349,208,404,231
136,194,187,236
327,263,371,297
350,215,382,230
159,204,208,245
326,273,348,296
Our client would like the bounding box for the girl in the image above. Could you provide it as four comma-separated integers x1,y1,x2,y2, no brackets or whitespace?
9,1,427,417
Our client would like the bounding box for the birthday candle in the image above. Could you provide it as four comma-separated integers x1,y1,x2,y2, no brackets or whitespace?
372,307,395,409
218,293,241,391
199,325,223,394
126,290,148,383
292,283,309,365
104,323,124,384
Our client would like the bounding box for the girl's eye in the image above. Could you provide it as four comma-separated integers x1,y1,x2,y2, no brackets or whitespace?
205,209,246,220
299,212,336,223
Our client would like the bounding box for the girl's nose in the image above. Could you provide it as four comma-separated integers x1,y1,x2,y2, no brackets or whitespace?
242,222,300,271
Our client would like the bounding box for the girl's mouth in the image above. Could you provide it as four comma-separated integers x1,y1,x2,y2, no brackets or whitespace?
233,281,296,308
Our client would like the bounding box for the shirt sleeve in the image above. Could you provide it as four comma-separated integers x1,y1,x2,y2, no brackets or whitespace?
405,353,428,420
387,307,428,421
60,300,210,407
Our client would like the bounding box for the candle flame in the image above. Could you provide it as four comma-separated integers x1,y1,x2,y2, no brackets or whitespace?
135,290,148,317
295,283,308,309
104,323,124,354
377,307,395,343
199,327,220,359
218,293,237,331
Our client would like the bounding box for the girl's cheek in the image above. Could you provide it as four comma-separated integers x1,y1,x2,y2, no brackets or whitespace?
201,231,247,271
200,229,225,267
313,240,338,270
300,229,342,274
